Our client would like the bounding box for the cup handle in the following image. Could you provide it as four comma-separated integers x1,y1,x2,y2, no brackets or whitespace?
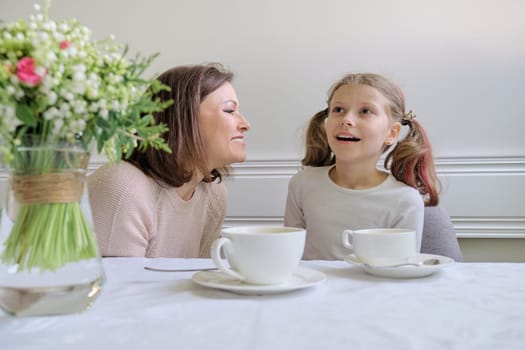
210,237,245,281
341,230,355,251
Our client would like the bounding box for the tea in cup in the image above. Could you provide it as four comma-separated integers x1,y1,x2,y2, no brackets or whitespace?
341,228,417,266
211,226,306,285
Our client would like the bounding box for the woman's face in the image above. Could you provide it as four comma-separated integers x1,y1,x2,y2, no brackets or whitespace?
325,84,400,166
199,82,251,170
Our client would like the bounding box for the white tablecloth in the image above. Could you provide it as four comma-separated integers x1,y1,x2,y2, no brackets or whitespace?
1,258,524,350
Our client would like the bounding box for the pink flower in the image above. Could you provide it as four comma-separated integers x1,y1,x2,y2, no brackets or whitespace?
59,40,70,50
16,57,44,86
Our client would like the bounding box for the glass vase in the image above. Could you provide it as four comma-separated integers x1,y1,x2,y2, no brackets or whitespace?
0,139,105,317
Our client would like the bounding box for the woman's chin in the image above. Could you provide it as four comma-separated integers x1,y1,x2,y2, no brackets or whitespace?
231,153,247,164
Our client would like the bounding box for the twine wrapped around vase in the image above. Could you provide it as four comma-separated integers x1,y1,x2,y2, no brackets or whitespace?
10,171,86,205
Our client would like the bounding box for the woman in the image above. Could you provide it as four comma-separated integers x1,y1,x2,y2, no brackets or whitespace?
88,63,251,257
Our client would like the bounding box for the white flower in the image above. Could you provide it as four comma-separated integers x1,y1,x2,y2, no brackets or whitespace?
62,91,74,101
43,20,56,31
35,66,46,77
52,118,63,135
72,100,87,114
43,107,59,120
46,51,57,62
59,23,68,31
38,32,49,41
15,90,25,99
73,71,85,81
73,64,86,73
88,102,99,112
86,88,99,99
40,76,53,92
72,82,86,95
47,91,58,105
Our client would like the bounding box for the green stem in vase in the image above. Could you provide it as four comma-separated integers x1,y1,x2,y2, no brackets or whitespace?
2,202,98,271
1,141,99,272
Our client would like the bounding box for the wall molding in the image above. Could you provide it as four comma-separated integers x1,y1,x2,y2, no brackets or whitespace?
225,156,525,176
223,216,525,239
2,156,524,239
2,155,525,177
221,156,525,239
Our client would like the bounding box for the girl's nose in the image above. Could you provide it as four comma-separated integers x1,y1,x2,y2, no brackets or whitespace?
340,112,356,126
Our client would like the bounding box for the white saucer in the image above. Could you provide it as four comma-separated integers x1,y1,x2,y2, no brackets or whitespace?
344,253,454,278
192,267,326,295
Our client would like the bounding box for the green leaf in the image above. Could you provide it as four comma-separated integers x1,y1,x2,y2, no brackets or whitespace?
16,104,37,127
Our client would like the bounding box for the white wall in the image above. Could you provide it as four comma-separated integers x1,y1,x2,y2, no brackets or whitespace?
2,0,524,261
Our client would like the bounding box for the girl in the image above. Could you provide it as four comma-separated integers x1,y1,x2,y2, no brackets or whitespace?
88,64,251,257
284,73,439,259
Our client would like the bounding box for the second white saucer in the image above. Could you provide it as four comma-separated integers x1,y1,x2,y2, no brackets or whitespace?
344,253,454,278
192,267,326,295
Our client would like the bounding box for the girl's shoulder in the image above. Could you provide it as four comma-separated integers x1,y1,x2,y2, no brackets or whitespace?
382,174,424,205
291,165,331,182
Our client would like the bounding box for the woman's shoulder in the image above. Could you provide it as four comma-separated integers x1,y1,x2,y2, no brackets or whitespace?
88,161,157,195
197,180,227,219
200,180,227,203
88,161,162,216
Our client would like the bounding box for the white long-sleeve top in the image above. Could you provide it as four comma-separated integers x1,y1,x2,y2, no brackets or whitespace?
284,166,424,260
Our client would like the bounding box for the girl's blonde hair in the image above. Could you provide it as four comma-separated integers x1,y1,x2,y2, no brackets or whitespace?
302,73,440,206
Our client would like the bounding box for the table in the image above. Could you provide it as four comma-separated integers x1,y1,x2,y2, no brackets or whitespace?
1,258,525,350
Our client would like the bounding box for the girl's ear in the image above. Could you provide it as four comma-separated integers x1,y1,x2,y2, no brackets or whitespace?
385,122,401,145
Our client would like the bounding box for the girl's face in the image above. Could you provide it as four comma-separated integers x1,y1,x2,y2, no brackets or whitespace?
198,82,251,170
325,84,400,166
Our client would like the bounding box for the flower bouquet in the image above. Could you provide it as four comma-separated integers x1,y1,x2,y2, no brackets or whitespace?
0,0,171,278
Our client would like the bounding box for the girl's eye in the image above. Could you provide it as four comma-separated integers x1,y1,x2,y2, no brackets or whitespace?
360,108,372,115
331,106,344,114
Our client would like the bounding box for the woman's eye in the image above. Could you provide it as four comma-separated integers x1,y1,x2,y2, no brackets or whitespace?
224,109,235,115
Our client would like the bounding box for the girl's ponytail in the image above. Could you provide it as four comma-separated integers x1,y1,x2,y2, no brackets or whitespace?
302,108,334,167
384,117,440,206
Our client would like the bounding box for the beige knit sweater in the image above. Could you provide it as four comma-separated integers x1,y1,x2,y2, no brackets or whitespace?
87,161,226,258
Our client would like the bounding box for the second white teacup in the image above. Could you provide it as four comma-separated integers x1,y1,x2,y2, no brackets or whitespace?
211,226,306,285
341,228,417,266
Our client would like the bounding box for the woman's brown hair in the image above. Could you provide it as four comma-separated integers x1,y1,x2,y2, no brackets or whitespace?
302,73,440,206
127,63,234,187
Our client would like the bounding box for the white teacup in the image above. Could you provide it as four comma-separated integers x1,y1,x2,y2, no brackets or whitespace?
211,226,306,285
341,228,417,266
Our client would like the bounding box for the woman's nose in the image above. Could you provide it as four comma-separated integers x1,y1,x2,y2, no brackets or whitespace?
238,114,251,131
